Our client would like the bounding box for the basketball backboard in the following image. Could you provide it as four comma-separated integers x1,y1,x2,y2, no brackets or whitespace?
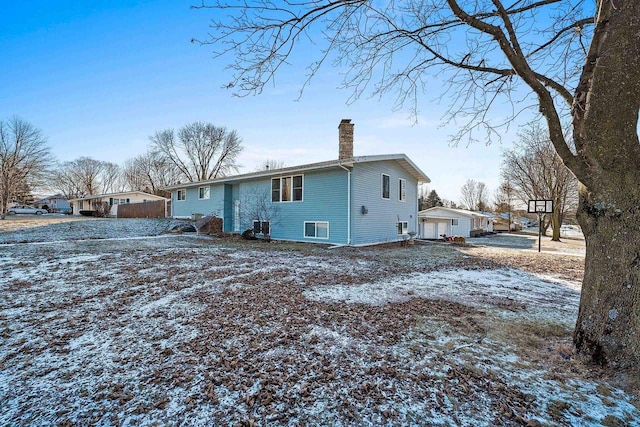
528,199,554,214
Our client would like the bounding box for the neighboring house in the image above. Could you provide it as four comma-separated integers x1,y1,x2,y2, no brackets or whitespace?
68,191,168,217
33,194,71,213
478,211,497,233
419,207,494,238
164,119,430,246
493,213,522,232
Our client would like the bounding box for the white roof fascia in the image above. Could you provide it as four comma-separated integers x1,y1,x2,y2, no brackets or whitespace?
163,153,430,190
420,207,474,218
419,214,457,220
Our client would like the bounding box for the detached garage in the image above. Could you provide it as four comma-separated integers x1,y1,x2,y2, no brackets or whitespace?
419,207,493,238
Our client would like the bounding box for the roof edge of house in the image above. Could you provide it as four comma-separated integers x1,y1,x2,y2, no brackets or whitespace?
163,153,429,191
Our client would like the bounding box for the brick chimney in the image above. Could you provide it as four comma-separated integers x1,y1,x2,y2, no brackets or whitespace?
338,119,354,160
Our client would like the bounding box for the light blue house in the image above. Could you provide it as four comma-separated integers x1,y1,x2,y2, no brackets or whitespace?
165,120,430,246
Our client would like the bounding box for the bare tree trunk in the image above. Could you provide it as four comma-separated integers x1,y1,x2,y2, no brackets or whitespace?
571,2,640,369
551,211,561,242
575,187,640,369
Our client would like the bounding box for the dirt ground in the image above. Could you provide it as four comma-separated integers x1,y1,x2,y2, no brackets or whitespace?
1,218,637,426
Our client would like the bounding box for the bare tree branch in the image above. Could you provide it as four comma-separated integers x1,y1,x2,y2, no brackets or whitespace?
150,122,243,183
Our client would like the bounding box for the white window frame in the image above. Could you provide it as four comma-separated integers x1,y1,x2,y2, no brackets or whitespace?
382,174,390,200
398,178,406,202
177,189,186,201
198,186,210,200
397,221,408,235
452,219,459,226
304,221,329,239
272,174,304,203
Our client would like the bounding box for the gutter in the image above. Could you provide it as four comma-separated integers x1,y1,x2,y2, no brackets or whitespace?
338,163,352,245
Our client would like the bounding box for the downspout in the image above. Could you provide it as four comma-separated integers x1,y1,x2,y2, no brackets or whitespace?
338,164,351,245
415,184,420,238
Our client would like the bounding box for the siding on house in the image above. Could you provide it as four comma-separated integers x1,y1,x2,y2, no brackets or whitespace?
351,160,418,245
172,185,226,219
166,153,428,246
452,218,472,237
171,169,350,244
234,170,349,245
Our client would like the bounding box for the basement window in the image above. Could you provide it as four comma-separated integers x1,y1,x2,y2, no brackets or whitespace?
304,221,329,239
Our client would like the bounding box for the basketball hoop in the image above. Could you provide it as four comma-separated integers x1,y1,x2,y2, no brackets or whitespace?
528,199,554,214
528,199,554,253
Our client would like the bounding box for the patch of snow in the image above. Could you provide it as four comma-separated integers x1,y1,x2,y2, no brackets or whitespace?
304,268,580,323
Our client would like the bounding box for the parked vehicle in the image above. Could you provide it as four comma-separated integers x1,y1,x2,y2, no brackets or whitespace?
7,205,48,215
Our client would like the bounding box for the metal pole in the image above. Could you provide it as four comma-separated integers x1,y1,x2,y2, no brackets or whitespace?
538,212,542,253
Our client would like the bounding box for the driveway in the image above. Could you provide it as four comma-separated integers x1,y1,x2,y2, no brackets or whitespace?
467,232,586,257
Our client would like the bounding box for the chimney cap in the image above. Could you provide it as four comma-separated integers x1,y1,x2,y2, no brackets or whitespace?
340,119,352,124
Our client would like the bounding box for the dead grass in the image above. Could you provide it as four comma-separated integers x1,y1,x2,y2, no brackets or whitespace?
1,221,638,425
461,245,585,282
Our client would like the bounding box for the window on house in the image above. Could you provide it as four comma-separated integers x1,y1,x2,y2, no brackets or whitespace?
452,219,459,226
253,220,270,235
198,186,210,200
382,174,390,199
177,189,186,201
271,175,303,202
397,221,408,235
282,177,291,201
399,179,406,201
304,221,329,239
293,175,303,201
110,198,129,205
271,179,280,202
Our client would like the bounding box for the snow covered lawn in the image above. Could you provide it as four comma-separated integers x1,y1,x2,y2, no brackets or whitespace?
0,219,637,425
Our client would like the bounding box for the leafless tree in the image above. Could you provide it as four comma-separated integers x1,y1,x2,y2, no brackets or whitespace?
254,159,285,172
502,122,579,241
459,179,489,211
150,122,243,183
0,116,52,219
459,180,476,211
441,199,457,209
123,150,179,196
494,181,516,232
240,186,281,238
50,166,82,200
52,157,122,198
195,1,640,370
101,162,125,194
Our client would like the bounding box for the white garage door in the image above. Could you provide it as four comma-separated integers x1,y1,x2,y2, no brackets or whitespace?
422,222,435,239
422,220,451,239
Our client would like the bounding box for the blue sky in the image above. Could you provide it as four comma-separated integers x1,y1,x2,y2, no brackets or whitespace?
0,0,531,204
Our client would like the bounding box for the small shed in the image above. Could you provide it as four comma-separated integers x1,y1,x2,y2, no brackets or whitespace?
419,207,494,238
